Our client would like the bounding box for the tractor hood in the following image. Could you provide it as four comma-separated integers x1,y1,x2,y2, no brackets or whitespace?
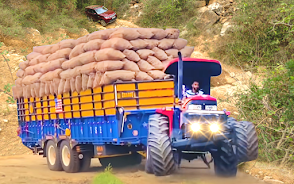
164,58,222,96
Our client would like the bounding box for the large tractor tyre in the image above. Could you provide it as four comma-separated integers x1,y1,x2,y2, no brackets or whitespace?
79,152,92,172
147,114,176,176
145,144,154,174
46,140,63,171
60,141,80,173
228,118,248,164
212,140,238,177
241,121,259,161
99,153,142,168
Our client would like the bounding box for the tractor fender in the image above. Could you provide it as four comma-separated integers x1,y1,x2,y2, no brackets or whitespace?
155,108,174,136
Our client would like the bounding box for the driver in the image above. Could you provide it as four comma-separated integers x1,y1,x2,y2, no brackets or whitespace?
179,81,204,106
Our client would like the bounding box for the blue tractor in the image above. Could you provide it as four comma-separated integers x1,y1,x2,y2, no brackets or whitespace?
16,53,258,177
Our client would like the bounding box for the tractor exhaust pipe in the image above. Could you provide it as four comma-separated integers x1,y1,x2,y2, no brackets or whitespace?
178,52,183,100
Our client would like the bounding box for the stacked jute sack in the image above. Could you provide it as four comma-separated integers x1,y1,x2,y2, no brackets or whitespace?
12,27,194,99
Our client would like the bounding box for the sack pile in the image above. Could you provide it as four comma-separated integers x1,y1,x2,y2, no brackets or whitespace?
12,27,194,99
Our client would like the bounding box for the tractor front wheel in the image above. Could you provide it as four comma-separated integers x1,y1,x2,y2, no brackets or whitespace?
241,121,259,161
146,114,176,176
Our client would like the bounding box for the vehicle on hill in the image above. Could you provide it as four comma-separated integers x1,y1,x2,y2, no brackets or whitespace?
85,5,117,26
15,52,258,177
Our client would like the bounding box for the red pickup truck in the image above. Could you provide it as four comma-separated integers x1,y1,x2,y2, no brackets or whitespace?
85,5,117,26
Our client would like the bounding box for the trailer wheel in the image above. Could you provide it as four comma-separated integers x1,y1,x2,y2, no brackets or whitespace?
79,152,92,172
60,141,80,173
46,140,63,171
228,118,248,163
99,153,142,168
147,114,176,176
212,140,237,177
241,121,258,161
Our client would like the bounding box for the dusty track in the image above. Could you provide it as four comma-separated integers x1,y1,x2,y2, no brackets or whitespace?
0,154,263,184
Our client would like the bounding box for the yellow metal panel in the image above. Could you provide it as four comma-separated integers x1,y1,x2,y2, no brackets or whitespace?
140,104,174,110
139,97,174,106
104,85,114,92
117,99,137,107
57,94,62,99
93,94,101,101
116,83,135,91
35,98,42,120
80,89,92,96
104,100,115,108
117,91,136,99
81,95,92,103
94,102,102,109
25,116,30,122
138,81,174,90
93,87,102,94
43,96,49,120
138,89,174,98
59,111,64,119
24,98,28,103
124,107,137,111
81,110,94,117
50,97,56,119
49,95,55,100
95,110,104,116
105,108,115,115
72,92,80,118
103,93,114,100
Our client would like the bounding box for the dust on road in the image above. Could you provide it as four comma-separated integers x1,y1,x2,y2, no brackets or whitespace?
0,154,263,184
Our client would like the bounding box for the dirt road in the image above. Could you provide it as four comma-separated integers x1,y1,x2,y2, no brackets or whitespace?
0,154,263,184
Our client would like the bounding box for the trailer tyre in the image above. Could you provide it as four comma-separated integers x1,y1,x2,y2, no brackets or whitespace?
241,121,259,161
212,140,237,177
145,146,154,174
46,140,63,171
147,114,176,176
229,118,249,164
60,140,80,173
79,152,92,172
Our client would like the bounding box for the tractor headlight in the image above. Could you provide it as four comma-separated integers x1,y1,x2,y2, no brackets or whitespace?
209,123,220,133
190,123,201,132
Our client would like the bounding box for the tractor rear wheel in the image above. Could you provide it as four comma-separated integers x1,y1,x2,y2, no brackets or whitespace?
228,118,249,164
212,140,237,177
241,121,258,161
147,114,176,176
145,144,154,174
99,153,142,168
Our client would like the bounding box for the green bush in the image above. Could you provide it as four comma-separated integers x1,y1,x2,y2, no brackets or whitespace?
92,166,124,184
235,59,294,166
211,0,294,69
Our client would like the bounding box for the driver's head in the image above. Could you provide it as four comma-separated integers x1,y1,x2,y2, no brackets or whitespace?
192,81,200,93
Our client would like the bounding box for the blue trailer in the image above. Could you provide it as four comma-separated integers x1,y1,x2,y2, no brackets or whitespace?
16,53,258,177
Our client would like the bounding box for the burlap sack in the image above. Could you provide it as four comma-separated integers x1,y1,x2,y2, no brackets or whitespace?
83,39,104,52
147,70,166,80
101,38,133,51
135,71,153,81
79,62,96,74
181,46,194,57
15,78,23,86
39,54,50,63
165,49,179,58
147,56,164,70
45,82,50,96
16,69,25,78
137,59,155,72
95,48,126,61
29,55,42,66
136,28,154,39
100,70,136,85
123,59,140,72
95,60,124,73
19,60,29,70
41,45,53,55
93,72,103,88
33,63,45,73
47,48,72,61
33,45,48,53
130,39,148,50
109,27,140,40
144,39,159,49
165,29,180,39
58,79,66,95
24,65,36,75
51,44,61,53
136,49,155,60
75,75,82,93
78,51,96,65
82,74,89,91
162,60,171,69
27,52,42,61
49,81,55,95
152,47,168,60
150,28,167,39
70,77,76,92
30,85,36,98
33,82,40,98
12,85,19,99
40,69,63,82
22,73,42,85
87,28,117,41
76,35,88,45
40,58,66,73
173,38,188,50
61,57,82,70
123,49,140,62
162,55,174,64
22,85,29,98
69,43,86,59
87,73,95,89
59,39,77,49
158,39,175,50
64,79,71,93
39,82,45,97
53,78,60,95
60,68,79,79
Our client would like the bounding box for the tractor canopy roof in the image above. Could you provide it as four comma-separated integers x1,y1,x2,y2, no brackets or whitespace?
164,58,222,96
